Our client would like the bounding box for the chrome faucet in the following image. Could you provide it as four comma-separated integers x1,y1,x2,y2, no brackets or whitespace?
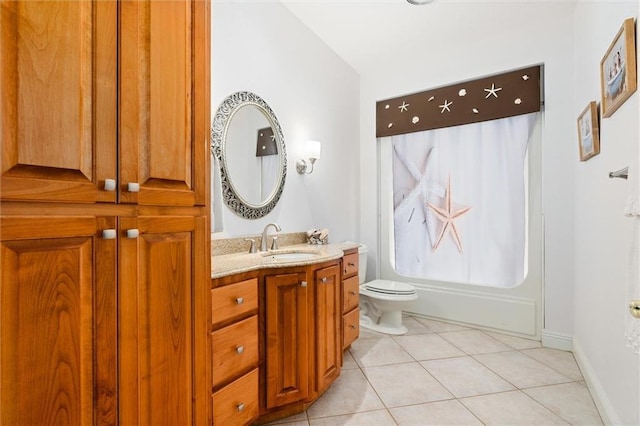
260,223,281,252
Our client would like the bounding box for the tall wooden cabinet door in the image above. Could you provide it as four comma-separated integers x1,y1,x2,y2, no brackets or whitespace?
265,272,310,409
0,216,117,425
119,0,210,207
314,265,341,392
118,215,209,425
1,1,117,203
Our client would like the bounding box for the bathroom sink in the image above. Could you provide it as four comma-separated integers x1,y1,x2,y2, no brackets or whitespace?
262,251,320,261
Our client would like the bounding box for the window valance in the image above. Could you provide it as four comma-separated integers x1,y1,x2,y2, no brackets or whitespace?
376,65,542,138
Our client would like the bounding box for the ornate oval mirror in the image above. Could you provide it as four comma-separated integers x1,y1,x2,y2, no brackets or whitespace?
211,91,287,219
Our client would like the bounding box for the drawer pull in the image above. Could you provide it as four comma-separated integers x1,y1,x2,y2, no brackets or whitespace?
104,179,116,191
321,277,327,284
235,297,244,305
237,403,245,412
102,229,117,240
300,281,307,288
236,345,244,354
127,182,140,192
348,262,356,267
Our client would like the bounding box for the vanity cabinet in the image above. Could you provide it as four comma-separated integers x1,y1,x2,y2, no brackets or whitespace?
1,0,211,424
211,277,260,425
264,261,342,414
342,248,360,350
313,264,342,393
265,271,310,408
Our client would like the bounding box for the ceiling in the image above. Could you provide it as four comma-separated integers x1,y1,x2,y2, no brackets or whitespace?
280,0,576,75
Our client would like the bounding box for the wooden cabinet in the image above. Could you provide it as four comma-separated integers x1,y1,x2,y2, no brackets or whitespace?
313,264,341,393
211,277,260,425
264,262,342,413
212,254,355,425
119,216,209,425
1,1,117,203
119,0,208,207
265,271,310,408
0,0,211,424
0,215,210,425
0,217,117,425
342,248,360,350
1,0,208,206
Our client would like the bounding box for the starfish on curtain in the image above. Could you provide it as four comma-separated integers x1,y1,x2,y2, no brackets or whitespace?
427,176,471,252
392,145,445,247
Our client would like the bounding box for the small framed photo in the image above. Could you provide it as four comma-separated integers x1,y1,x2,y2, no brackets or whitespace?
577,101,600,161
600,17,637,118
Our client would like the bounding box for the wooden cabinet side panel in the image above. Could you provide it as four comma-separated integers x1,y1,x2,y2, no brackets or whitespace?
0,217,116,425
119,216,201,425
192,0,210,207
265,272,309,409
0,1,116,203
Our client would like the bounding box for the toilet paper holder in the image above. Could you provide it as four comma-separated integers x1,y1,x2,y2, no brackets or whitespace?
609,167,628,179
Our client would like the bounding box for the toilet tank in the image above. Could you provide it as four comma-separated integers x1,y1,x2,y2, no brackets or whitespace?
358,244,368,284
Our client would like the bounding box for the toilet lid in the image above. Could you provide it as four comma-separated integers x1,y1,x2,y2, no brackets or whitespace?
365,280,416,295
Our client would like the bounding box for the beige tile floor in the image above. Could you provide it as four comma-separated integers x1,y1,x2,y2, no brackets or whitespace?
267,316,603,426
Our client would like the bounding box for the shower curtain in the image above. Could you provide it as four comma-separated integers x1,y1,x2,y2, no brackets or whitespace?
392,113,537,288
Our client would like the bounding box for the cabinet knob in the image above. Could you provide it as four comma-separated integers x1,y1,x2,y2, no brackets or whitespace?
349,290,357,295
102,229,117,240
235,297,244,305
236,403,245,412
127,182,140,192
320,277,327,284
350,324,356,329
300,281,307,288
126,229,139,239
104,179,117,191
348,262,356,267
236,345,244,354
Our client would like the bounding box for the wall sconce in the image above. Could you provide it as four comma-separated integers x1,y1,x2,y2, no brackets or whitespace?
296,140,322,174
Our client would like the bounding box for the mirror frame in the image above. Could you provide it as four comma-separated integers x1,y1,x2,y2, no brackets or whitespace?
211,91,287,219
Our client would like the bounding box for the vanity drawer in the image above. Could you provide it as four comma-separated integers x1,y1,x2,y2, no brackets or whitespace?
343,252,358,278
343,307,360,349
211,278,258,327
212,315,259,388
212,368,259,426
343,275,359,312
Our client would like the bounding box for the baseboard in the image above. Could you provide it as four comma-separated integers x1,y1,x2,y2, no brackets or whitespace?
572,338,620,426
541,329,573,351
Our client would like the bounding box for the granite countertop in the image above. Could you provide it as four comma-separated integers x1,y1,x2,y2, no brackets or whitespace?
211,240,360,279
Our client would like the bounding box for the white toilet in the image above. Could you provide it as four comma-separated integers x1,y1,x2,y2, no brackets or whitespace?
358,244,418,335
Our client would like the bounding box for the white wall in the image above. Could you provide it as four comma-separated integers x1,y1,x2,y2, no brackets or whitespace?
359,2,577,340
572,3,639,425
211,2,360,243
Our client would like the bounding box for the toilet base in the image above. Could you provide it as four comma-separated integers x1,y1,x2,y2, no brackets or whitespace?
359,309,409,335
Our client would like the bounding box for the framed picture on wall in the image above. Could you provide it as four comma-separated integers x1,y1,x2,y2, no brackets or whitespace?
600,17,637,118
577,101,600,161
